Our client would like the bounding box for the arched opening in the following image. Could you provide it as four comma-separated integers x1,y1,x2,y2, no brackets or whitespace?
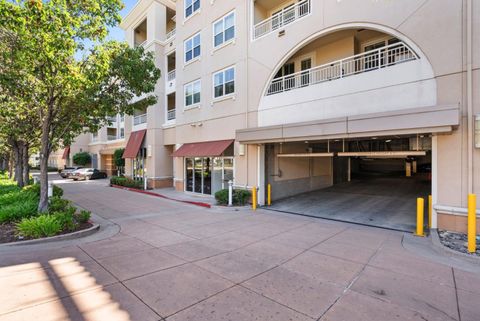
266,28,419,95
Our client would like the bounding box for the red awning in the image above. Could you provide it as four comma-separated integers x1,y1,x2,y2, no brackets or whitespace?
172,139,234,157
122,129,147,158
61,146,70,159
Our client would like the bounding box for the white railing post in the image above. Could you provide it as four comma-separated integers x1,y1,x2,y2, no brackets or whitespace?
228,180,233,206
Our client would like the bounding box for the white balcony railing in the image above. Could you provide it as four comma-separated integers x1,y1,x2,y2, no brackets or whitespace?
167,109,176,121
167,70,176,82
166,28,176,40
267,42,418,95
107,135,118,141
133,113,147,126
254,0,311,39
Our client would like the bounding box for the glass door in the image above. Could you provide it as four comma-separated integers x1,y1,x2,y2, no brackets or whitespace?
223,158,234,189
194,158,203,193
300,58,312,86
203,157,212,195
185,158,193,192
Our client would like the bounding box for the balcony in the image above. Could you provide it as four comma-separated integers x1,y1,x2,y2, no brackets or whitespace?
166,28,176,40
267,42,418,95
254,0,310,40
107,135,118,141
133,114,147,126
167,109,176,121
167,70,176,81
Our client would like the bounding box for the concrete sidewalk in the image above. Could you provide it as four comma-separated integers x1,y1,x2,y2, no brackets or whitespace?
0,179,478,321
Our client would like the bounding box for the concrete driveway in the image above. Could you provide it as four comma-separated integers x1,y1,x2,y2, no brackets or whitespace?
0,178,479,321
269,175,431,232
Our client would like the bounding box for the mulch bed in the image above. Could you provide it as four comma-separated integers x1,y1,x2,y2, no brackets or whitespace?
0,221,93,244
438,230,480,257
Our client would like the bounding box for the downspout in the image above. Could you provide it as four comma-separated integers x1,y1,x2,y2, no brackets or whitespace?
466,0,473,194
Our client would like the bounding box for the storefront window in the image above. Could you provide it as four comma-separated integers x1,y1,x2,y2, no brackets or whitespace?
133,147,146,180
185,157,234,195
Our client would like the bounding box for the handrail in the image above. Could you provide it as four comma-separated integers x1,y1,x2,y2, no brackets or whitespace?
167,109,176,121
267,41,418,95
254,0,310,39
166,28,176,40
167,70,176,82
133,113,147,126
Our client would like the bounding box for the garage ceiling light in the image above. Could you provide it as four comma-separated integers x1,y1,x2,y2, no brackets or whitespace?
385,139,392,143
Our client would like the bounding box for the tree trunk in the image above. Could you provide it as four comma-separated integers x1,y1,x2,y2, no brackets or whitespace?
38,120,52,212
8,151,14,179
13,141,24,188
22,143,30,186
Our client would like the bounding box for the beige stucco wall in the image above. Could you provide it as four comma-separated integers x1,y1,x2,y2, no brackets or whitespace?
114,0,480,232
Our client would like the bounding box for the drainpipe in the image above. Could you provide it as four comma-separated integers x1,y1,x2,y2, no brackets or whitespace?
466,0,473,194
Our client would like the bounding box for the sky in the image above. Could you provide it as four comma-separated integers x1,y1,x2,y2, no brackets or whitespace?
107,0,138,42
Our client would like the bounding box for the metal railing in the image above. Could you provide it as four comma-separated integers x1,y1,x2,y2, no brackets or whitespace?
167,109,176,121
267,42,418,95
106,116,117,122
166,28,176,40
107,135,118,141
167,70,176,82
133,113,147,126
254,0,310,39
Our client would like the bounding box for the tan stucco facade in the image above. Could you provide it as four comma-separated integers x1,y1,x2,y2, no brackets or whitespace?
59,0,480,233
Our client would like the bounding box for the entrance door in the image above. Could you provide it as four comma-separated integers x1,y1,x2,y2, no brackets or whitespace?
194,158,202,193
186,158,194,192
203,157,212,195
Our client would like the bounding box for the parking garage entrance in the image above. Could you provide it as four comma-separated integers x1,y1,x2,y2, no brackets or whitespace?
266,135,432,231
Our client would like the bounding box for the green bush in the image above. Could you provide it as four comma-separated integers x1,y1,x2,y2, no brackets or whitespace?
110,176,143,189
72,152,91,166
23,183,63,198
215,189,251,206
113,149,125,167
48,196,71,213
0,200,38,223
54,210,76,231
16,215,62,238
76,210,91,223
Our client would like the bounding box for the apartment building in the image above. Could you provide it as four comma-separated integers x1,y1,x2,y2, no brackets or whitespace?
51,115,126,176
58,0,479,234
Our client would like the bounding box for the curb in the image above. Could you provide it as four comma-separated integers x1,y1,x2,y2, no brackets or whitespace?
430,228,480,264
110,184,212,208
0,223,100,247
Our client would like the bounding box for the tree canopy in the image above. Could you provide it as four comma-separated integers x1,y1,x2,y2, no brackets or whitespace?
0,0,161,210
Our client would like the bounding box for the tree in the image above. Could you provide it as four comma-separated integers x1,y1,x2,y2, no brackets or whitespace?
0,0,161,211
113,148,125,176
72,152,91,166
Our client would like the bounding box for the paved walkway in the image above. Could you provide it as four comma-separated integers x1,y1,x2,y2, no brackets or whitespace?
0,178,479,321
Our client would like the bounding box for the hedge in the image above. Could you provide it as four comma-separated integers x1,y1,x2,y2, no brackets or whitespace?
110,176,143,189
214,189,251,206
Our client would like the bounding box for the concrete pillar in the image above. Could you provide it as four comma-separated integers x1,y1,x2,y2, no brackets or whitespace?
405,161,411,177
257,145,266,206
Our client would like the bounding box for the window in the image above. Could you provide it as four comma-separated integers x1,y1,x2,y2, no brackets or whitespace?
120,128,125,139
185,0,200,19
213,67,235,98
213,11,235,47
185,79,201,107
185,33,201,63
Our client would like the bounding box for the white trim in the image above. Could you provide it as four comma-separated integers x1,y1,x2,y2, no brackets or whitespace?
212,93,236,105
212,10,236,49
431,135,438,229
212,65,236,100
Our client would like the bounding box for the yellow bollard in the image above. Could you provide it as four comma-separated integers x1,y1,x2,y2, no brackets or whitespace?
267,184,271,206
252,186,257,211
415,197,425,237
468,194,476,253
428,195,432,229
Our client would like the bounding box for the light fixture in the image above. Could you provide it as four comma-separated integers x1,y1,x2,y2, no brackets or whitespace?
371,137,378,140
385,139,392,143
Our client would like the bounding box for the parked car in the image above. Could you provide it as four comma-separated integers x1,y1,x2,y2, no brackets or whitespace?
59,166,83,178
71,168,107,181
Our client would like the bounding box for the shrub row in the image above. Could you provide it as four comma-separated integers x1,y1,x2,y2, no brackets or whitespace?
110,176,143,189
214,189,251,206
15,197,91,238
